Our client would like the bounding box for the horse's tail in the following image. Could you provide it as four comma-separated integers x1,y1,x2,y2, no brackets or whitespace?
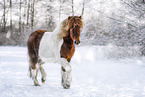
27,30,47,70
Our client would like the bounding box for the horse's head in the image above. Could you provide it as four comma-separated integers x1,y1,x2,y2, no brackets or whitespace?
67,16,83,45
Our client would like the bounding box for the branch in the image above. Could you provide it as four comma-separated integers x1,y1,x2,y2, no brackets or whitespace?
81,0,85,16
71,0,74,16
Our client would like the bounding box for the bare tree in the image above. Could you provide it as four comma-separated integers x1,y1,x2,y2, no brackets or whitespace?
10,0,12,32
81,0,85,16
22,0,28,32
31,0,35,29
71,0,74,16
27,0,30,26
59,0,62,21
19,0,22,32
3,0,6,33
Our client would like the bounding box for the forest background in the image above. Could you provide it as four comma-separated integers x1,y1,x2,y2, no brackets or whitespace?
0,0,144,47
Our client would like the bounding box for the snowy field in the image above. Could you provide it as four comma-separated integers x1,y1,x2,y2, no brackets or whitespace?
0,45,145,97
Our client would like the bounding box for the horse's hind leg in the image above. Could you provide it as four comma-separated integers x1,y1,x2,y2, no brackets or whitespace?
27,30,46,86
29,58,40,86
32,69,39,86
29,65,32,78
31,63,40,86
38,58,47,83
39,64,47,83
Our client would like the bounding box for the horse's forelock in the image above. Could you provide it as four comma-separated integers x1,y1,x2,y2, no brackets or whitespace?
67,16,83,30
75,18,83,28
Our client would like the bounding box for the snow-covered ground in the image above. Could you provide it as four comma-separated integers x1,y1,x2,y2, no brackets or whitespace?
0,45,145,97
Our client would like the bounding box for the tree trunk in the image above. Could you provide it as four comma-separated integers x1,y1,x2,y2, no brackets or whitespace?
27,0,30,26
71,0,74,16
31,0,35,29
19,0,22,32
3,0,6,33
81,0,85,16
10,0,12,32
59,0,62,21
23,0,27,32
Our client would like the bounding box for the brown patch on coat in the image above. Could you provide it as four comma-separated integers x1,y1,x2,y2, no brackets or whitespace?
27,30,47,69
60,36,75,63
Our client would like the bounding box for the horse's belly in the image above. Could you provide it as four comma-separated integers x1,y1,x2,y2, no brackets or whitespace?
39,32,63,63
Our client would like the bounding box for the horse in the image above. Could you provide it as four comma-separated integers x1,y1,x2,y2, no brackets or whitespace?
27,16,83,89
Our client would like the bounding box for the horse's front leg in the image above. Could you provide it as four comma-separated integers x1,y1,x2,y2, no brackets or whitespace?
61,66,72,89
59,58,72,89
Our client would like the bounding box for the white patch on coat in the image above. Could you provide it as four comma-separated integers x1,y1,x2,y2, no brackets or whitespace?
39,20,71,72
39,22,63,63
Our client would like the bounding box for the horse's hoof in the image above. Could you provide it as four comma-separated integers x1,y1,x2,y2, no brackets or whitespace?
34,83,40,86
34,80,40,86
62,84,70,89
41,78,46,83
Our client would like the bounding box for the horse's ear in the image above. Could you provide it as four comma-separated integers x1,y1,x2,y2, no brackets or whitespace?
68,16,72,20
79,16,82,19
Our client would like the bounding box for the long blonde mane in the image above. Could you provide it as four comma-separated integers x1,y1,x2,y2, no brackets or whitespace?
57,16,83,40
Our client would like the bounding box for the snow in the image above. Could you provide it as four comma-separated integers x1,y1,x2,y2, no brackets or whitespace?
0,46,145,97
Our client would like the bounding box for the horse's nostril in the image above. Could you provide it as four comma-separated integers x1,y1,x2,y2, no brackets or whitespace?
74,41,80,45
78,41,80,44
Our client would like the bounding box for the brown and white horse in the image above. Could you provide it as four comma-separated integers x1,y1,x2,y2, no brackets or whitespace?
27,16,83,89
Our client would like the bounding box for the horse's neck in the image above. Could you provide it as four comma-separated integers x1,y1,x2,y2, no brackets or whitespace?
52,22,64,40
63,36,74,47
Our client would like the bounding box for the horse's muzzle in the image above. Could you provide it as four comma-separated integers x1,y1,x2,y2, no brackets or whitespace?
74,40,80,45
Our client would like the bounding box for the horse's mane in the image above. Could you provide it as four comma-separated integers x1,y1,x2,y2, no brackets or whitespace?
57,16,83,40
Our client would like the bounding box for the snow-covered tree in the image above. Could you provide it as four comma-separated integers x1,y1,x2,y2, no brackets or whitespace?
0,0,144,47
